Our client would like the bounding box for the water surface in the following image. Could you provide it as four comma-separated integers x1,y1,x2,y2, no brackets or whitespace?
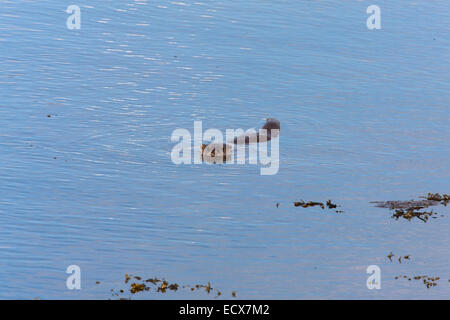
0,0,449,299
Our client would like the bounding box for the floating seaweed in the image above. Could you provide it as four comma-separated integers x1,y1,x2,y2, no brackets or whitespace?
390,254,411,264
108,274,235,299
372,193,449,222
326,200,337,209
294,201,324,209
392,208,436,222
130,283,148,294
168,283,179,291
387,252,394,262
425,193,449,205
395,275,440,288
145,277,160,284
293,199,342,213
157,280,169,293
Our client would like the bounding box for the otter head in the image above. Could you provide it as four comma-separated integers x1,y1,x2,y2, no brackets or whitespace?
262,118,281,131
262,118,280,140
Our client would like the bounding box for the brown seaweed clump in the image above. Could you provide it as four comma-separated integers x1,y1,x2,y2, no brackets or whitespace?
293,199,342,213
326,200,337,209
130,283,148,294
294,201,324,209
392,207,436,222
110,274,233,299
395,275,440,288
387,253,411,263
371,193,449,222
426,193,450,205
387,252,394,262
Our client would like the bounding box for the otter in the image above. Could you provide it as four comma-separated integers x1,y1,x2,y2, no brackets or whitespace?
201,143,233,164
201,118,280,163
233,118,280,144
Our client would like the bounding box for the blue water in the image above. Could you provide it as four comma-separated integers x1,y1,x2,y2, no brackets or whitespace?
0,0,449,299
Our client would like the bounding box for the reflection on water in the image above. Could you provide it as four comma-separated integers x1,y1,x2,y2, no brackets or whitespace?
0,1,449,299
